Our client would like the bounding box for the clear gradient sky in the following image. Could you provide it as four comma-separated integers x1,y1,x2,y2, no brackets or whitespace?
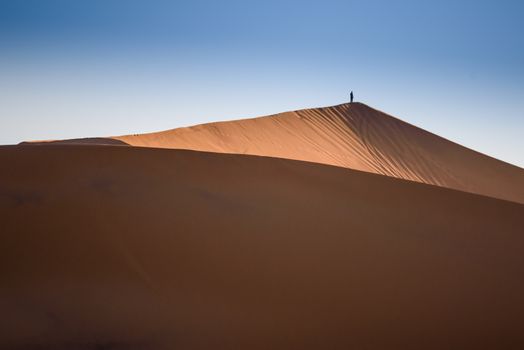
1,0,523,167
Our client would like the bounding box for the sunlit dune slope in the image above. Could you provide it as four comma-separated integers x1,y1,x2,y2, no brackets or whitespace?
2,145,524,349
113,103,524,203
25,103,524,203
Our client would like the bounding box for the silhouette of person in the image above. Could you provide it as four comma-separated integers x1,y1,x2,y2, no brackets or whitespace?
350,91,354,103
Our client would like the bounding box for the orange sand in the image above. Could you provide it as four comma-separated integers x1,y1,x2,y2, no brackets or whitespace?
6,103,524,348
29,103,524,203
1,145,524,349
113,103,524,203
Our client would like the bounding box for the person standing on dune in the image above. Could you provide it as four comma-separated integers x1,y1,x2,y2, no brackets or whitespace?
350,91,354,103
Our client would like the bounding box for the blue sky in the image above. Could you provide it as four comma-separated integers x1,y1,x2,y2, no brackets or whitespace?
1,0,523,166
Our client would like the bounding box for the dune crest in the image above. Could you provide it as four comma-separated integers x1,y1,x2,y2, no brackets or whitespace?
111,103,524,204
21,137,129,146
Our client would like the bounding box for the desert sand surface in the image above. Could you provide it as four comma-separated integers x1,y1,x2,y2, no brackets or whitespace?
31,103,524,203
2,144,524,349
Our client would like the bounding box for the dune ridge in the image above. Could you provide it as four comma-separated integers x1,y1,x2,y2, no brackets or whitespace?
2,144,524,349
24,103,524,203
111,103,524,203
20,137,128,146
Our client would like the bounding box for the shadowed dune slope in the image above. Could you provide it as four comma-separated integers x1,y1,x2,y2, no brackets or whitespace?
2,145,524,349
112,103,524,204
20,137,129,146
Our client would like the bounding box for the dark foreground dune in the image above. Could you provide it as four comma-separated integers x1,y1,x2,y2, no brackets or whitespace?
2,145,524,349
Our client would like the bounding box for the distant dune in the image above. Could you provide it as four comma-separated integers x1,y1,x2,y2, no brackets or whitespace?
21,137,128,146
2,145,524,349
112,103,524,203
29,103,524,203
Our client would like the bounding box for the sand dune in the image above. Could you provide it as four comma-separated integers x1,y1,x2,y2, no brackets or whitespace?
2,144,524,349
21,137,128,146
26,103,524,203
34,102,520,203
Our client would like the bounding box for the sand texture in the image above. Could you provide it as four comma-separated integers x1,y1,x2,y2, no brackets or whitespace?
32,103,523,203
2,144,524,349
6,103,524,348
